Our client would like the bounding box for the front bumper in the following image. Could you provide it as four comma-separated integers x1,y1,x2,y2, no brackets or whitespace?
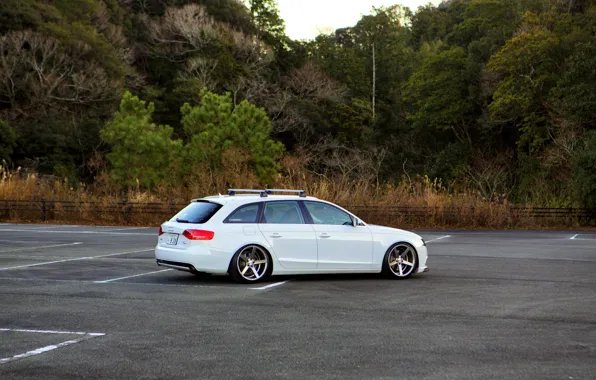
415,244,429,273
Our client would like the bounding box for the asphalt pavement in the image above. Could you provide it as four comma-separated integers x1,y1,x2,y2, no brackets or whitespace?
0,224,594,379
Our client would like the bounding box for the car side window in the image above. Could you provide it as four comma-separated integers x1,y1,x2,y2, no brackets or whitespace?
224,203,260,223
304,201,353,226
261,201,305,224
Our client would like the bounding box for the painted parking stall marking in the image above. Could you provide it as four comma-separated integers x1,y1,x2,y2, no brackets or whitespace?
0,242,82,254
0,249,154,271
570,234,596,240
425,235,451,243
0,328,105,365
249,280,290,290
94,268,173,283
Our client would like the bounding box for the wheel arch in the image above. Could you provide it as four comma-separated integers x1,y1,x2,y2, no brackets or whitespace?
227,243,274,275
382,241,420,277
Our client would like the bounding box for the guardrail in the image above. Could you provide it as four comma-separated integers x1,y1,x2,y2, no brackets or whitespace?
0,199,593,227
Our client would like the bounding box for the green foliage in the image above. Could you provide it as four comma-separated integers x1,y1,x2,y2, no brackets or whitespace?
0,120,17,162
404,46,473,136
248,0,287,46
573,131,596,209
551,40,596,126
100,91,182,190
487,11,569,152
181,91,284,183
1,0,595,210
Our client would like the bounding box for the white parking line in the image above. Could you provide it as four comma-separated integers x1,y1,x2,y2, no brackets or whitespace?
0,249,153,271
0,277,233,288
102,227,153,232
0,339,84,364
0,328,104,336
0,328,105,365
425,235,451,243
0,242,82,254
94,269,173,283
249,280,289,290
570,234,578,240
0,228,154,236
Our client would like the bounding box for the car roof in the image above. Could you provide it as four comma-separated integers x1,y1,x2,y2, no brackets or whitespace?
194,194,320,205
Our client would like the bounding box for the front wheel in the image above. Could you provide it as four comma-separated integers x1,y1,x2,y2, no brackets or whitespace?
382,242,418,279
229,245,271,283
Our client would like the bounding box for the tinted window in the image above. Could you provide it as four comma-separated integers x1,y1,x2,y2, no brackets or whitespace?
304,201,352,225
262,201,305,224
225,203,260,223
172,201,222,224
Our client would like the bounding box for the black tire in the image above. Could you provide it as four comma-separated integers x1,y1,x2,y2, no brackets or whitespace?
228,245,272,283
381,242,418,279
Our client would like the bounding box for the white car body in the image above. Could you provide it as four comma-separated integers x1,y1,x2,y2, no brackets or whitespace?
155,192,428,280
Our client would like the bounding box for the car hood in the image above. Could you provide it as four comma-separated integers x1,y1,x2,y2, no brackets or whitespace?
367,224,422,240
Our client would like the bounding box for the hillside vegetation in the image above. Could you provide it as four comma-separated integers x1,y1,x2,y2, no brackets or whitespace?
0,0,595,218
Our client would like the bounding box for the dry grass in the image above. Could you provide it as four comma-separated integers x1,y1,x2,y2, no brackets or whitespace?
0,162,589,228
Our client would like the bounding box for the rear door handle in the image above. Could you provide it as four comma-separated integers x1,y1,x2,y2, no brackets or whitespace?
270,233,282,238
319,233,330,239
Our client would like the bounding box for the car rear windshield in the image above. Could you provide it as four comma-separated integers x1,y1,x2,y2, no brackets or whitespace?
171,201,222,224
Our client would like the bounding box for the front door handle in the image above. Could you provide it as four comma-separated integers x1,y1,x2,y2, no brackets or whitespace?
270,233,282,238
319,233,330,239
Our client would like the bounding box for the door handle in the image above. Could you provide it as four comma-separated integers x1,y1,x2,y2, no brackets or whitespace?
270,233,282,238
319,234,330,239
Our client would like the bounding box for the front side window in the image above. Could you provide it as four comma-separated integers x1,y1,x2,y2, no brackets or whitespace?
261,201,305,224
224,203,260,223
304,201,353,225
172,201,222,224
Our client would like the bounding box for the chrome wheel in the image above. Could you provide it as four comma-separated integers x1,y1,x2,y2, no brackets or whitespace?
387,243,417,277
236,245,268,281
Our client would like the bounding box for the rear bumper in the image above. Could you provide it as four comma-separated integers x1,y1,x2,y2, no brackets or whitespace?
154,245,232,274
156,259,197,273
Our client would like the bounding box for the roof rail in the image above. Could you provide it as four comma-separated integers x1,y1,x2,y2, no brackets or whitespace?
227,189,268,197
266,189,307,197
227,189,307,198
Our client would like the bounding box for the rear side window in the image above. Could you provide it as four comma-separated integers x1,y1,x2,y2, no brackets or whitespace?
224,203,260,223
172,201,222,224
262,201,305,224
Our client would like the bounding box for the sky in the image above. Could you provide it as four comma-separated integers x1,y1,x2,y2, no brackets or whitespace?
277,0,442,40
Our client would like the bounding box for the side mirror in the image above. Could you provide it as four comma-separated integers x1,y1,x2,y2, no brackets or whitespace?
352,218,360,227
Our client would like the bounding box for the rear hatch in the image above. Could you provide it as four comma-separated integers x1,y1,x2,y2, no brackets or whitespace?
158,200,223,249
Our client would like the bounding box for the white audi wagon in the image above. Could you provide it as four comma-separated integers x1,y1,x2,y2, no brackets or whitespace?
155,189,429,283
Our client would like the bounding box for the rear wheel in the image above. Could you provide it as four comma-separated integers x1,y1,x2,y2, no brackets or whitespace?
382,242,418,279
229,245,271,283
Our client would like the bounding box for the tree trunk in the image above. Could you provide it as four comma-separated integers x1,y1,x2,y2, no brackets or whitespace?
372,41,376,121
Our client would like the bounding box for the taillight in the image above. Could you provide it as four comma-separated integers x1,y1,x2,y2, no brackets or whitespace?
158,226,164,236
183,229,215,241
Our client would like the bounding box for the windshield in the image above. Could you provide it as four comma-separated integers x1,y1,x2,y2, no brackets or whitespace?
171,201,222,224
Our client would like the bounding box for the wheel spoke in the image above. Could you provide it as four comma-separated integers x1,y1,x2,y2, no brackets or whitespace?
253,260,267,265
251,267,259,278
400,248,411,258
251,246,256,256
241,265,250,275
239,255,247,262
398,264,403,276
402,260,414,267
389,260,398,266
